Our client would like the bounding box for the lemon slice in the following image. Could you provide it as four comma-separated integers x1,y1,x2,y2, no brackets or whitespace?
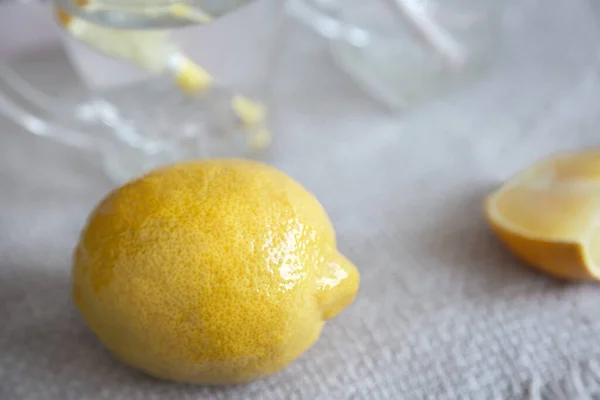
484,150,600,280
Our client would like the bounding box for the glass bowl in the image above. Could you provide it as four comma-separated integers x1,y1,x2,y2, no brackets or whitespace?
0,0,280,184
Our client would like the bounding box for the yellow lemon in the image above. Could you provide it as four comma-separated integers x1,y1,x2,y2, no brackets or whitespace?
72,159,359,384
484,149,600,280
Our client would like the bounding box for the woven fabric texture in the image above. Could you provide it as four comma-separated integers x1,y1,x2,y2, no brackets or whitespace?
2,0,600,398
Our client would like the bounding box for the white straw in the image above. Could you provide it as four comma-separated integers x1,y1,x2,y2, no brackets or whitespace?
387,0,467,69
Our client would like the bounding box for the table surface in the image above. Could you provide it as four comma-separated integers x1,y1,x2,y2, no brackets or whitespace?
3,1,600,399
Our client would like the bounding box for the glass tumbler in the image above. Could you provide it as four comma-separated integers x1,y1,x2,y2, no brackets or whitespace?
0,0,281,185
285,0,506,111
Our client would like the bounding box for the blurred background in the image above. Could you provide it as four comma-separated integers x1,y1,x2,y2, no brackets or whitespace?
3,0,600,399
1,0,600,184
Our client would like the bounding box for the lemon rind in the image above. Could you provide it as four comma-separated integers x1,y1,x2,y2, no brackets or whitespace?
485,149,600,279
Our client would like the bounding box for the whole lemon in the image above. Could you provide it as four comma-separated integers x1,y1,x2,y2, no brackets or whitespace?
72,159,359,384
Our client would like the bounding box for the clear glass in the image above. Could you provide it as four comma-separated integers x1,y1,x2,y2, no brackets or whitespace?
285,0,506,111
0,0,280,184
53,0,257,29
